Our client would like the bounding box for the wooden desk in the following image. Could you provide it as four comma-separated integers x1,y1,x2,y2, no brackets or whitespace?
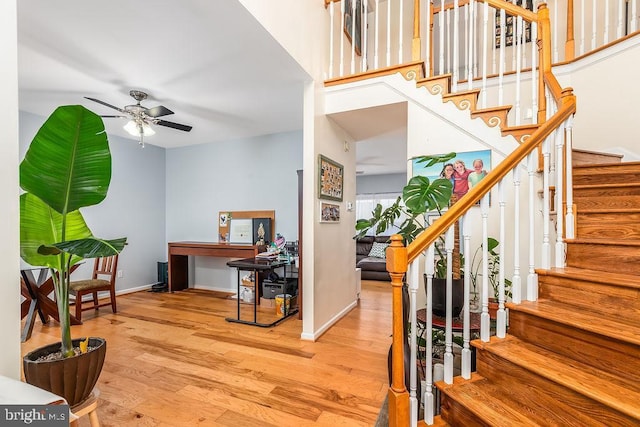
168,241,264,292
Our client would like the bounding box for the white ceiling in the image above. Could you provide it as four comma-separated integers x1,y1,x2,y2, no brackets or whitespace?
17,0,406,175
17,0,309,149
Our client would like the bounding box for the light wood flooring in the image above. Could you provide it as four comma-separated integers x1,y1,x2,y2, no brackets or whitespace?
20,280,392,426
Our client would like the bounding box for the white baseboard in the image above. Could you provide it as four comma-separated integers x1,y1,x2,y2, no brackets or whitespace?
193,284,235,294
116,283,154,295
300,299,358,341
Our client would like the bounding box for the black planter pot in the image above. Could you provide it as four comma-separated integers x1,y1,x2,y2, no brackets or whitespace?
428,277,465,318
23,337,106,407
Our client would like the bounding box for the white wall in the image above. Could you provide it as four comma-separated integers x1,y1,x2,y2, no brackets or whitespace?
165,130,303,290
19,111,167,292
0,0,20,379
240,1,359,339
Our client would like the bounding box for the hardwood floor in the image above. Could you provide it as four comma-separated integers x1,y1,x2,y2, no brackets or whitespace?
20,280,392,426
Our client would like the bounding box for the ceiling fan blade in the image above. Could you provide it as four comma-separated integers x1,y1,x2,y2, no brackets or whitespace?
156,120,192,132
145,105,174,118
84,97,127,113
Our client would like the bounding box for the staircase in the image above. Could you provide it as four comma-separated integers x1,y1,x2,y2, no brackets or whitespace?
436,160,640,426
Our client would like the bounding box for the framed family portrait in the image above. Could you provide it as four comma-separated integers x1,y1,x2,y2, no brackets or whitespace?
320,202,341,223
495,0,534,48
318,155,344,201
412,149,492,205
344,0,363,55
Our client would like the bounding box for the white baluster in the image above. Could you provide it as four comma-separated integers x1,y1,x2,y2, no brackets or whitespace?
423,244,435,424
447,9,452,74
461,214,472,379
453,2,459,90
387,0,392,66
531,22,538,124
632,0,638,32
553,0,559,62
580,0,585,55
328,2,335,79
480,195,491,342
604,0,610,44
351,0,357,74
467,1,475,90
527,152,538,301
408,262,419,425
512,165,522,304
439,0,445,74
498,7,505,105
425,0,431,76
617,0,624,38
512,0,518,70
463,2,468,89
374,0,380,69
481,1,488,108
591,0,597,50
542,132,552,270
399,0,404,64
497,181,507,338
515,13,523,125
555,122,566,268
444,226,454,384
340,0,345,77
362,0,368,72
492,5,497,75
565,116,575,239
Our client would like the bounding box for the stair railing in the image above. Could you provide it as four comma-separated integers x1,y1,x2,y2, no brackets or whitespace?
383,4,577,426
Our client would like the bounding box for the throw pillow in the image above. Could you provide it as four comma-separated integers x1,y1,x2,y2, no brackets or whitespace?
368,242,389,259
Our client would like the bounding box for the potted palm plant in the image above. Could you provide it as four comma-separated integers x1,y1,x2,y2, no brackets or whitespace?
355,153,464,314
469,237,512,318
20,105,127,406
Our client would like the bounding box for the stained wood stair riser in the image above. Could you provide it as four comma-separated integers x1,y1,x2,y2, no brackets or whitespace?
572,149,623,165
475,349,630,426
565,241,640,275
537,272,640,320
574,194,640,210
573,162,640,185
576,213,640,240
507,310,640,384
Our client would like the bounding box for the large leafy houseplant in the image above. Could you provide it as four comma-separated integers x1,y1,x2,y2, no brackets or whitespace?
20,105,127,358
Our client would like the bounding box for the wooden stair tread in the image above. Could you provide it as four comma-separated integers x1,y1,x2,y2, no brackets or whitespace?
572,148,623,160
442,88,480,98
575,207,640,214
539,267,640,290
573,182,640,189
573,160,640,170
475,335,640,419
566,237,640,247
471,105,512,114
438,374,541,426
508,299,640,346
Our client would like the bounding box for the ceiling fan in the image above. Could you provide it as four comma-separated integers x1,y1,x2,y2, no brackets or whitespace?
85,90,192,147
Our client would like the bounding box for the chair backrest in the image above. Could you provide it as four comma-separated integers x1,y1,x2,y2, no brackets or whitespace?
92,255,118,284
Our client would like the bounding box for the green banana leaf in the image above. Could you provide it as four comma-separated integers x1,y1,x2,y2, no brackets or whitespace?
20,105,111,215
20,193,91,271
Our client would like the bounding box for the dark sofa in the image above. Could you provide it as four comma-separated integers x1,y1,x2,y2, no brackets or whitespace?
356,235,391,281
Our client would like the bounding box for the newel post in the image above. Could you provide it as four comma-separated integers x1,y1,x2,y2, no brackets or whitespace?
386,234,409,427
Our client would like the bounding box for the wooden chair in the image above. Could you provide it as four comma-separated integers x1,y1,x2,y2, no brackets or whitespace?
70,255,118,322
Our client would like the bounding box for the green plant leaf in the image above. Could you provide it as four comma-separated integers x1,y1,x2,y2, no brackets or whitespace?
20,105,111,215
54,237,127,258
412,152,456,167
403,176,452,213
20,193,91,270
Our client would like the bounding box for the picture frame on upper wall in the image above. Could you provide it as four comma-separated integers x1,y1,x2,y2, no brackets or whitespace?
320,202,341,223
495,0,533,48
318,155,344,201
344,0,363,55
412,149,492,206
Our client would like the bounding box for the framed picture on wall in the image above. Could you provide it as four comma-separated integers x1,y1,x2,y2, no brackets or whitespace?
318,155,344,201
495,0,534,48
320,202,341,223
344,0,363,55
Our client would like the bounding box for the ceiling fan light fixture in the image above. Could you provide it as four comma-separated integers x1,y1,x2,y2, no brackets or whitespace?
123,119,155,137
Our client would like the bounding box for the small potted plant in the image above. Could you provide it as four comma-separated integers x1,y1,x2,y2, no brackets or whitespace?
469,237,512,318
20,105,127,406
